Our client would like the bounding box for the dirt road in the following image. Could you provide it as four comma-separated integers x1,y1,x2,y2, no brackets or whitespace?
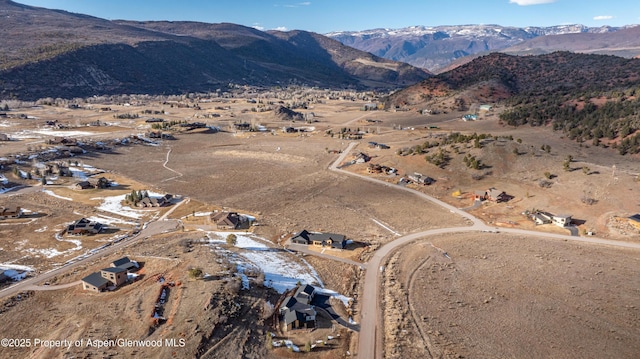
328,142,640,359
0,219,181,299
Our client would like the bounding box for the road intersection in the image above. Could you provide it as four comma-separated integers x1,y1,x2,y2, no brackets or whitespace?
329,142,640,359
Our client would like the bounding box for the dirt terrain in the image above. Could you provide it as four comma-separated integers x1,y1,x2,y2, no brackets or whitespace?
383,233,640,359
1,92,639,358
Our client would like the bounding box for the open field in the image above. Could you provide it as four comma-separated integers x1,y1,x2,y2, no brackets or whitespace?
383,233,640,359
1,90,639,358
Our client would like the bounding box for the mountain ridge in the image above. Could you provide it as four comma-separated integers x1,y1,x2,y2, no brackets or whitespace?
327,24,640,72
0,1,430,100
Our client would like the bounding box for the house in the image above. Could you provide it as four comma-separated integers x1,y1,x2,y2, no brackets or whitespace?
210,211,248,230
408,173,434,185
75,181,94,190
234,122,251,131
47,137,77,146
290,229,347,249
67,218,104,235
294,284,315,304
82,257,139,292
552,214,572,227
81,268,127,293
111,257,139,272
473,190,488,201
147,131,163,139
628,214,640,229
93,177,111,189
136,195,171,208
0,207,22,219
81,272,110,292
280,284,317,331
487,188,507,202
100,267,128,287
354,152,371,164
531,211,553,225
474,188,507,202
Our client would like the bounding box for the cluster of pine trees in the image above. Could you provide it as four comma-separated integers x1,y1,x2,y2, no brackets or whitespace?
500,93,640,154
125,190,149,205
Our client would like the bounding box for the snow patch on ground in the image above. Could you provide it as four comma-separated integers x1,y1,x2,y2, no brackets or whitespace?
284,340,300,352
95,194,145,219
24,234,83,259
69,167,89,180
314,287,353,308
43,189,72,201
0,263,36,272
207,232,323,293
86,214,137,226
32,129,94,137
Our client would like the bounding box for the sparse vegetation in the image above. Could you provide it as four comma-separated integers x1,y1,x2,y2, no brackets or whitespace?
188,267,203,279
226,234,237,247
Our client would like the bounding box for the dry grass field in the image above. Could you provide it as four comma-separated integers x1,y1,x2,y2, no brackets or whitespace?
383,233,640,359
1,93,639,358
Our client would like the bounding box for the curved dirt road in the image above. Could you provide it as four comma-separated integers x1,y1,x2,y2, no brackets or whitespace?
329,142,640,359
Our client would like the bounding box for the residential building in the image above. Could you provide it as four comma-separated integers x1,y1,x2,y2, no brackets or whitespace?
0,207,22,219
290,229,347,249
552,214,572,227
408,173,434,185
67,218,104,235
474,188,507,202
280,284,317,331
75,181,93,190
210,211,249,230
81,257,139,293
111,257,139,272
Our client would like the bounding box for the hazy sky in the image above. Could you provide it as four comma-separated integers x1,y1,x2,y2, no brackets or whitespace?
15,0,640,33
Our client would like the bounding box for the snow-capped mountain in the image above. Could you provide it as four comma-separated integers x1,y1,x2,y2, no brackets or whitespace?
326,24,627,72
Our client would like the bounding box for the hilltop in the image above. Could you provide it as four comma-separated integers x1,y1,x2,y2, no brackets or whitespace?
0,1,429,100
386,51,640,154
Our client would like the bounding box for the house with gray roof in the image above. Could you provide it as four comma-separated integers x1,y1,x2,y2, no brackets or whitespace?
280,284,317,331
81,258,139,292
81,272,111,292
111,257,139,272
67,218,104,235
290,229,347,249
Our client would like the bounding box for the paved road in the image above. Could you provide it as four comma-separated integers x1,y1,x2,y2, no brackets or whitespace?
328,142,640,359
